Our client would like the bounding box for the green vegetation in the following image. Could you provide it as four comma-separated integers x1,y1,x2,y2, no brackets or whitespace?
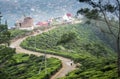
21,24,115,59
0,46,62,79
61,65,116,79
21,23,117,79
60,59,117,79
77,0,120,77
10,29,31,40
0,24,10,46
0,45,15,65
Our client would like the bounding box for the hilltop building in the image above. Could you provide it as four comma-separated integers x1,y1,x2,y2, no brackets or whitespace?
62,13,74,23
53,13,75,24
15,17,34,30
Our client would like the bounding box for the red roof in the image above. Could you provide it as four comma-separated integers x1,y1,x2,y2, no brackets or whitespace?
67,13,72,17
36,21,48,26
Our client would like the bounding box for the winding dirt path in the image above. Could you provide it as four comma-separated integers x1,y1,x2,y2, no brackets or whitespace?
10,27,76,79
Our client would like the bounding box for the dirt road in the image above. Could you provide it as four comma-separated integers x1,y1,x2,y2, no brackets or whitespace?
10,27,76,79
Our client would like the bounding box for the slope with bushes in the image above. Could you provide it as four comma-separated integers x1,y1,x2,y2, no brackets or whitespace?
21,24,115,59
21,23,117,78
0,46,62,79
10,29,32,40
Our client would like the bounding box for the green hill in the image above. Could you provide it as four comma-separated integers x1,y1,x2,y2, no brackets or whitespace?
21,23,117,79
21,24,117,79
0,46,62,79
21,23,116,59
9,29,32,40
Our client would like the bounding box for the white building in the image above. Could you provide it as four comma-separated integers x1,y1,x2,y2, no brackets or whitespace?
62,13,74,23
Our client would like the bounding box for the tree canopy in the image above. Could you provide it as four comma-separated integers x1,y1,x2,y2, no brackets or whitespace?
78,0,120,77
0,24,10,46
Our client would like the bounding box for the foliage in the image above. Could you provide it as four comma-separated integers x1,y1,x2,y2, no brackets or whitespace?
77,0,120,77
57,31,77,45
21,23,117,78
0,46,62,79
0,24,10,45
10,29,31,40
77,8,100,20
77,0,119,38
0,46,15,79
60,60,117,79
0,45,15,64
21,23,115,58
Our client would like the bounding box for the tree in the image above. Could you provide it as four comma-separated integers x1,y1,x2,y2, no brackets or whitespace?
57,32,77,44
77,0,120,77
0,12,10,46
0,24,10,46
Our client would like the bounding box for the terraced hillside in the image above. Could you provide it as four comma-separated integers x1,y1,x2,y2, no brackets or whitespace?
10,29,32,40
0,46,61,79
21,23,117,79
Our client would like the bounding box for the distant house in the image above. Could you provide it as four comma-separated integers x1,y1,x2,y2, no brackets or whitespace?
53,13,74,24
15,17,34,30
36,18,53,27
36,21,48,26
66,13,72,17
62,13,74,23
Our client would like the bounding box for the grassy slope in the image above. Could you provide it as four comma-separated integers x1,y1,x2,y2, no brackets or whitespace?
0,46,62,79
21,23,117,79
9,29,31,39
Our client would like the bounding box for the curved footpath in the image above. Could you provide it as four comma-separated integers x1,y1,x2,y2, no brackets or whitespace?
10,27,76,79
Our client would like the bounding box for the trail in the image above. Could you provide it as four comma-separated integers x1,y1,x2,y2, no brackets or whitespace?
10,27,76,79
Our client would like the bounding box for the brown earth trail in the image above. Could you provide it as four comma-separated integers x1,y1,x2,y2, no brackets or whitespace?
10,27,76,79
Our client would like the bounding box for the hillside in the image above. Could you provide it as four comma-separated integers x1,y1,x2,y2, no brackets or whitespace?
10,29,32,40
21,23,117,78
0,46,62,79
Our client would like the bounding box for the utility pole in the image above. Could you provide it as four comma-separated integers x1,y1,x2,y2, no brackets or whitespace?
38,52,47,75
45,53,47,74
34,35,36,49
0,12,3,24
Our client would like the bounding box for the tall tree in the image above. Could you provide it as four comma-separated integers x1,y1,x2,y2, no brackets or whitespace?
77,0,120,77
0,24,10,46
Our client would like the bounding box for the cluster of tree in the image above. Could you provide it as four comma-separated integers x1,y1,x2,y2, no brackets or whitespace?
0,13,10,46
0,24,10,46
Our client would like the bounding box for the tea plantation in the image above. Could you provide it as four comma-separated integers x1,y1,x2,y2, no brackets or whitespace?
0,46,62,79
21,23,118,79
10,29,32,40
